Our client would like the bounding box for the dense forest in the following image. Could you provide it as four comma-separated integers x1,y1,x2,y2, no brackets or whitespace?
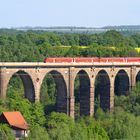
0,29,140,140
0,29,140,62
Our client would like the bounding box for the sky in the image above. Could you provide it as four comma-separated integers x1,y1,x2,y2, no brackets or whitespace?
0,0,140,28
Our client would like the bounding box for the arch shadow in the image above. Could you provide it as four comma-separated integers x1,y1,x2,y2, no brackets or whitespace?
7,70,35,102
94,70,110,112
115,70,130,96
40,70,67,114
136,71,140,83
74,70,90,117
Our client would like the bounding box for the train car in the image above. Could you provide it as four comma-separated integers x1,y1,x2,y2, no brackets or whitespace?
105,57,126,63
54,57,73,63
44,58,54,63
126,57,140,62
74,57,93,63
44,57,140,63
92,57,100,62
44,57,73,63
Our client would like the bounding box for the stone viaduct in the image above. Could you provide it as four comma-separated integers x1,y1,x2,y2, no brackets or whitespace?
0,62,140,118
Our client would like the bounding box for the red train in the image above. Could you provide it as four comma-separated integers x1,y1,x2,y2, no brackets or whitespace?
44,57,140,63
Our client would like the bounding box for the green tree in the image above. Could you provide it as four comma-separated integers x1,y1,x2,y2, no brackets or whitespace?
131,34,140,47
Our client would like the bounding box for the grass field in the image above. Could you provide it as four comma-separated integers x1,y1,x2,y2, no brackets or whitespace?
135,48,140,53
60,46,140,53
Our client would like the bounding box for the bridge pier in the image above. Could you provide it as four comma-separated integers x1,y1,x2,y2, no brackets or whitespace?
34,77,41,102
69,96,75,118
110,80,114,111
89,86,94,116
0,67,9,99
131,66,137,89
69,67,75,118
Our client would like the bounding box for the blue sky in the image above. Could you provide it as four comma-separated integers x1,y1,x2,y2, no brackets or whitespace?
0,0,140,28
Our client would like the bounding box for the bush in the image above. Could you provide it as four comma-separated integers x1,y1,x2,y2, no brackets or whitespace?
104,109,140,139
26,125,49,140
71,122,88,140
0,124,15,140
46,112,74,140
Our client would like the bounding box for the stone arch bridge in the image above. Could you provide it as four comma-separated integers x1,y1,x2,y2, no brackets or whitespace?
0,62,140,118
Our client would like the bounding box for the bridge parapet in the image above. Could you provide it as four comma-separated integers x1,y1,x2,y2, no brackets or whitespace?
0,62,140,67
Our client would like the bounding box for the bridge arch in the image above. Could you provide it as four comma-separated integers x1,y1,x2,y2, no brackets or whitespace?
74,69,90,117
114,69,130,96
94,70,110,112
7,70,35,102
73,68,91,82
40,70,68,114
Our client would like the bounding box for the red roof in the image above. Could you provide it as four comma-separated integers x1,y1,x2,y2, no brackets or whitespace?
0,111,28,130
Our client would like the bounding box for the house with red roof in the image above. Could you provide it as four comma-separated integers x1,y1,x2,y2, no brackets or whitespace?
0,111,29,139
